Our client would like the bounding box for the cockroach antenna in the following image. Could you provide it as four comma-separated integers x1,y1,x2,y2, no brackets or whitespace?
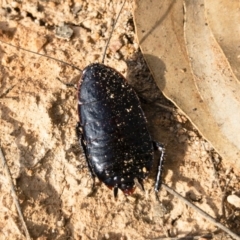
101,0,126,64
0,38,82,72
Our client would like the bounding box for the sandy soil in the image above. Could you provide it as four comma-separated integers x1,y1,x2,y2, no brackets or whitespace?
0,1,240,239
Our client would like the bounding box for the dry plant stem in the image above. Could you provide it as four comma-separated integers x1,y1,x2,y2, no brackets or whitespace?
155,102,177,112
0,145,31,240
162,183,240,240
0,84,16,98
150,234,213,240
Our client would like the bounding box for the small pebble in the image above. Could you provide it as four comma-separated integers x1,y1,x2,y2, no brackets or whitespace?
57,217,65,227
227,194,240,208
11,1,19,8
55,24,74,39
104,233,110,239
72,4,82,15
188,131,196,137
114,52,122,60
176,114,182,123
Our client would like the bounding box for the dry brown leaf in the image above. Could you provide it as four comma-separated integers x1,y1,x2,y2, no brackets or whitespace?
205,0,240,81
133,0,240,171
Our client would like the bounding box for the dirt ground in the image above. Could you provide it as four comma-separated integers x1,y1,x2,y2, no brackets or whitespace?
0,1,240,239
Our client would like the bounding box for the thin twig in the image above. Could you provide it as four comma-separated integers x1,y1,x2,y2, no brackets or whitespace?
162,183,240,240
154,102,177,112
0,145,31,240
149,233,213,240
0,84,16,98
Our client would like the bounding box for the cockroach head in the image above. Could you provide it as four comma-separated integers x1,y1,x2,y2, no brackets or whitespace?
110,178,145,198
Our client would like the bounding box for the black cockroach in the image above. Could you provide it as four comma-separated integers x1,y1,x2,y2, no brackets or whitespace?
76,62,165,197
75,0,165,198
0,0,165,198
